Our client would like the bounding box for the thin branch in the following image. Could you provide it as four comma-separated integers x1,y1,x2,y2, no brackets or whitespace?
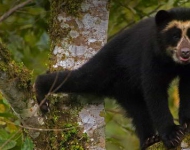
6,120,79,132
0,0,34,23
144,4,163,18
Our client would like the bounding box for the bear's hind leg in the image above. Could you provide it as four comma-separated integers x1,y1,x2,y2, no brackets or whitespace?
116,94,160,149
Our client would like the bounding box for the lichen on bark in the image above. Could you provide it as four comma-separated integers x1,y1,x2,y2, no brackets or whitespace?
45,0,109,149
49,0,84,47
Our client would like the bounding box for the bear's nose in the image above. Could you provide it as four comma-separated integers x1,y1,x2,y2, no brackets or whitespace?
181,48,190,58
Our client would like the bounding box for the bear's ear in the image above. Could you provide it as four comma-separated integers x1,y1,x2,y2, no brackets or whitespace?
155,10,171,26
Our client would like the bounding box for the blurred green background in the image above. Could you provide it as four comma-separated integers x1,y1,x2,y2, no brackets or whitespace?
0,0,190,149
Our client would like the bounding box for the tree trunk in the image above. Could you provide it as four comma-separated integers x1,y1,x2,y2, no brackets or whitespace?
41,0,109,149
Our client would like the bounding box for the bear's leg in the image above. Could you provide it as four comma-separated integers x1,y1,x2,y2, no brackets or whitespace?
116,94,160,149
179,74,190,132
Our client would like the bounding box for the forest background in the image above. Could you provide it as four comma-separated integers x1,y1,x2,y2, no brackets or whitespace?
0,0,190,149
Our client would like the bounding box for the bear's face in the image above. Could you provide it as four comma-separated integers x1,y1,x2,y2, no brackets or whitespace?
162,20,190,64
155,9,190,64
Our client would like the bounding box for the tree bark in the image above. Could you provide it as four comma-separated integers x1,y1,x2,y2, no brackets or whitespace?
43,0,109,149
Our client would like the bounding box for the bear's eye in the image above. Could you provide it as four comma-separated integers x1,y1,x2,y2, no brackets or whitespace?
187,28,190,38
172,33,181,41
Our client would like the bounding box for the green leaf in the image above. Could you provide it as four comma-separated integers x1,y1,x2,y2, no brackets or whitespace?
21,137,34,150
0,129,9,139
0,139,16,150
0,113,14,118
2,99,9,106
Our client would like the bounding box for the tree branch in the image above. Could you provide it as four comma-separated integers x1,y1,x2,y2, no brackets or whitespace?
0,0,34,23
0,42,32,113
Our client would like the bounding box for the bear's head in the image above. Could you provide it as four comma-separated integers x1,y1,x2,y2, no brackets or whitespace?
156,8,190,64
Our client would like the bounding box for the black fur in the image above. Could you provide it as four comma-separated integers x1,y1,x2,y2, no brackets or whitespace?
35,8,190,149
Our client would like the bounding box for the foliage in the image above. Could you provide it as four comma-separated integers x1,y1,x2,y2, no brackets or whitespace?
109,0,190,37
21,137,34,150
0,95,23,150
0,93,34,150
0,0,50,77
0,0,190,149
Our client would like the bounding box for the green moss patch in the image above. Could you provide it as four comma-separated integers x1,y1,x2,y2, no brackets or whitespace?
0,42,32,90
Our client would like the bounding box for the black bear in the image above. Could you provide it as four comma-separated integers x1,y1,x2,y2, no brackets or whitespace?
35,7,190,149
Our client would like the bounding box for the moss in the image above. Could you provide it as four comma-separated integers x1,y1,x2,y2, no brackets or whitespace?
48,0,86,72
49,0,84,45
0,42,32,91
61,0,84,16
43,1,89,149
9,61,32,89
183,133,190,147
39,94,88,150
49,0,65,45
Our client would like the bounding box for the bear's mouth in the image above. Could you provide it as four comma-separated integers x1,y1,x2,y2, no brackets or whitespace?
176,48,190,63
179,56,190,62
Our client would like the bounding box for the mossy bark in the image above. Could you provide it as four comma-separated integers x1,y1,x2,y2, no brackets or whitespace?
0,42,47,149
39,0,109,149
0,42,32,114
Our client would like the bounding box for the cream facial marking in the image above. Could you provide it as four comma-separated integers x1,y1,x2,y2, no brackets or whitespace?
163,20,190,47
163,20,190,37
177,36,190,50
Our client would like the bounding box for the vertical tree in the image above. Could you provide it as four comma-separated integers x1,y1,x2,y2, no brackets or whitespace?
39,0,109,149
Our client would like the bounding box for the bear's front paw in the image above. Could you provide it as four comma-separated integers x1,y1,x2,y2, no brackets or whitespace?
35,93,50,113
141,135,160,150
181,120,190,133
39,100,50,113
179,115,190,132
161,125,185,148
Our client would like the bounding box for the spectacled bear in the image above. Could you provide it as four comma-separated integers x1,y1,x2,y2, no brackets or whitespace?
35,7,190,150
